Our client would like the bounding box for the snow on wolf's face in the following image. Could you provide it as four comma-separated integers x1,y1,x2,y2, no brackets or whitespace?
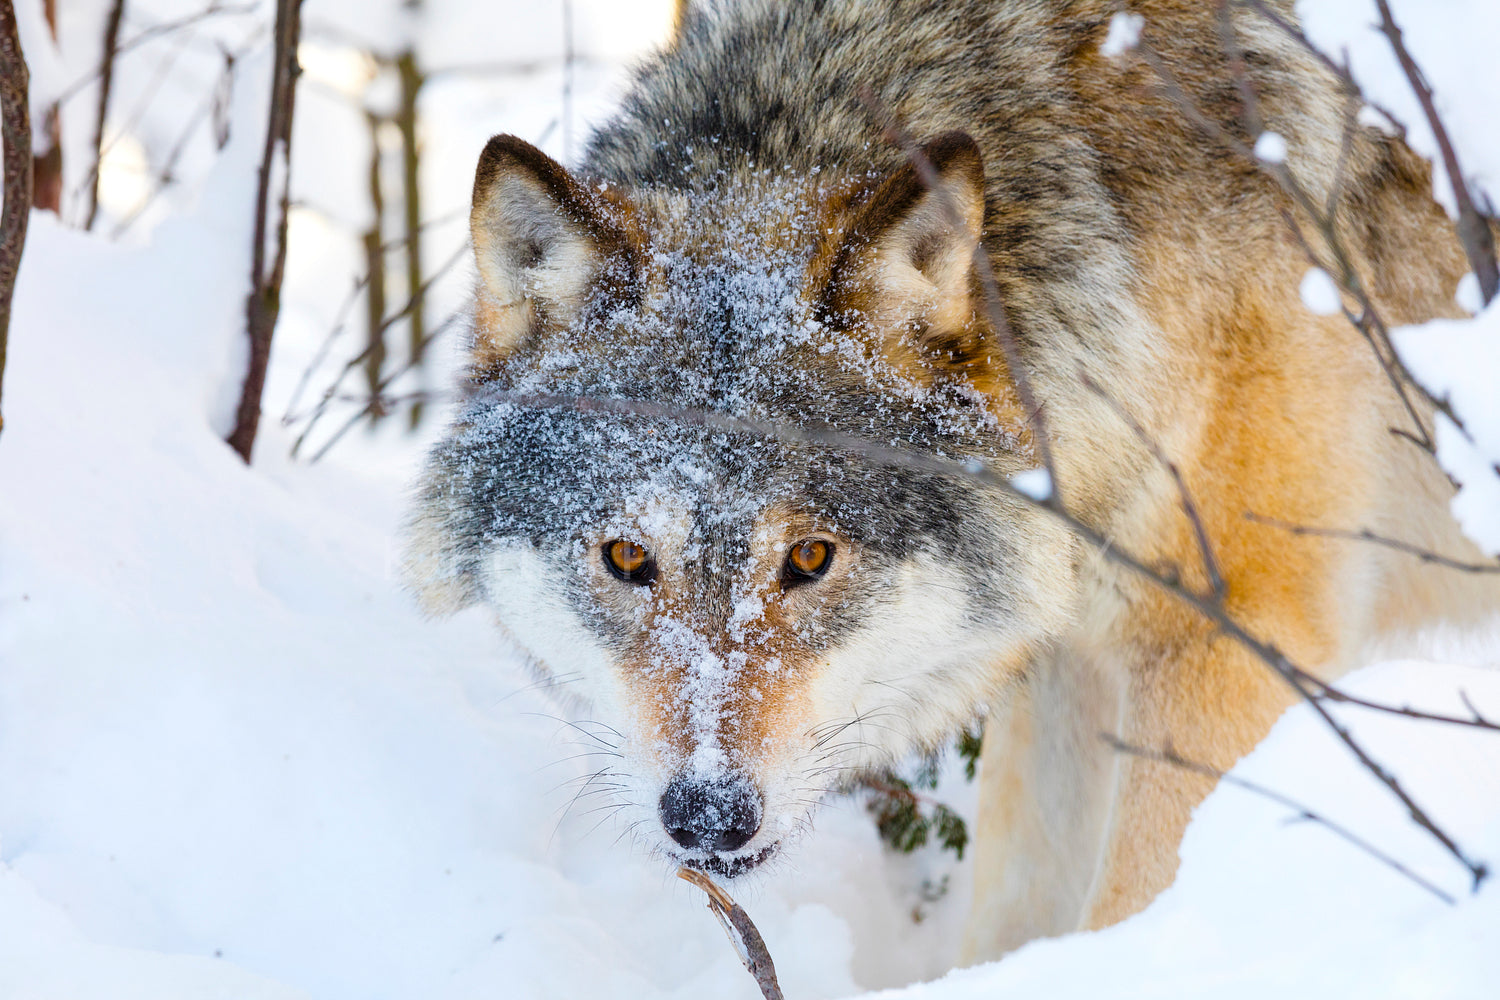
404,135,1077,876
412,398,1066,877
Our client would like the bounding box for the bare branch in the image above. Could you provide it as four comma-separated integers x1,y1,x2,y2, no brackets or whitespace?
396,50,427,427
677,868,785,1000
1092,25,1497,887
1233,0,1407,134
1104,736,1457,904
1247,512,1500,575
108,43,250,239
1229,2,1494,444
83,0,126,231
1325,85,1362,223
1297,674,1500,732
1373,0,1498,305
361,110,388,410
53,2,260,107
1459,691,1495,728
301,307,465,462
1080,371,1227,601
286,241,467,455
1131,32,1439,453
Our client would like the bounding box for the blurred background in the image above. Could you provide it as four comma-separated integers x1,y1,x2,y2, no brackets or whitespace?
16,0,678,462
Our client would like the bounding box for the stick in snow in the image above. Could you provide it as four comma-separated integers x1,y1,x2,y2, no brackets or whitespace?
677,867,786,1000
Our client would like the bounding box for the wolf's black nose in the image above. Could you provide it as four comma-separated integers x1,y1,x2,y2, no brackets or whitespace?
659,772,763,853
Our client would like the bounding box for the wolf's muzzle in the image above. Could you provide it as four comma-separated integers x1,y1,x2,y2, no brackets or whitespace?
659,771,763,854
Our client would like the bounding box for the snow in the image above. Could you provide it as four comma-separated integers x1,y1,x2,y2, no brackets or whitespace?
1252,131,1287,164
1298,267,1343,315
1099,11,1144,59
2,1,1498,998
1454,272,1482,314
1008,468,1053,503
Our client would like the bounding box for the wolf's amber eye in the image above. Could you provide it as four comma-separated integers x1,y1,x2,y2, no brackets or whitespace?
604,539,655,584
785,539,833,581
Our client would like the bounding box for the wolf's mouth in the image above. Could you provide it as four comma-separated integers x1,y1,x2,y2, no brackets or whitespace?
681,842,779,879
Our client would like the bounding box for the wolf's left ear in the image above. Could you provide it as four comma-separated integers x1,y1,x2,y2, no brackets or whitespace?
824,132,990,379
468,135,634,377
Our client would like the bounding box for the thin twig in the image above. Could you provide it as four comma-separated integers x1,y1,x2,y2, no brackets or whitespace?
677,868,785,1000
281,273,372,424
286,242,467,454
301,306,465,461
1326,88,1362,224
53,1,259,106
1298,675,1500,732
1103,736,1456,904
857,773,951,810
83,0,126,231
1459,691,1494,728
1080,370,1227,601
279,209,467,428
110,41,252,240
1373,0,1498,305
1227,3,1489,449
1131,31,1442,454
1247,512,1500,574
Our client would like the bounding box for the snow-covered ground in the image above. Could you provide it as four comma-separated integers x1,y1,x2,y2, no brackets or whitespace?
2,1,1498,998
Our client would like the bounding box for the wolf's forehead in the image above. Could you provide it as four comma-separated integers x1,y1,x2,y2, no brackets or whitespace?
444,404,806,536
515,255,828,418
579,181,835,387
626,189,830,364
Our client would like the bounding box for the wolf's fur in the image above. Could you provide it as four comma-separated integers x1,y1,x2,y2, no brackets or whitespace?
406,0,1499,963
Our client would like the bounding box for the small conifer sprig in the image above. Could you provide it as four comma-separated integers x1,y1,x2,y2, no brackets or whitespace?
861,725,982,860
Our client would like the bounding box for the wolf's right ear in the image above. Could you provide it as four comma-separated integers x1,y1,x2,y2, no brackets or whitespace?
468,135,634,377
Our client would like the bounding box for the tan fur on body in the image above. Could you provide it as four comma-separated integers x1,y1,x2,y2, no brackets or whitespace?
406,0,1500,967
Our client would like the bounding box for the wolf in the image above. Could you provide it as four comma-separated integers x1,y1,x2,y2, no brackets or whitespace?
405,0,1498,963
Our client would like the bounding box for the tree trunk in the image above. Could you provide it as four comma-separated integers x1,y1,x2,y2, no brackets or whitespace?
0,0,35,437
396,48,424,427
226,0,304,463
362,111,387,412
30,0,60,214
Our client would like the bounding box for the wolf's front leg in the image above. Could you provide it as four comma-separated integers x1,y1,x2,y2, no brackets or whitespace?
959,643,1128,964
960,613,1295,962
1079,613,1295,931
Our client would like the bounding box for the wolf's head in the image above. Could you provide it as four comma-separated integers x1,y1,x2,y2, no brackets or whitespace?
406,134,1078,877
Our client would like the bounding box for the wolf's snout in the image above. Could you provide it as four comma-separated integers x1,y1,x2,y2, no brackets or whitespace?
658,772,763,853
